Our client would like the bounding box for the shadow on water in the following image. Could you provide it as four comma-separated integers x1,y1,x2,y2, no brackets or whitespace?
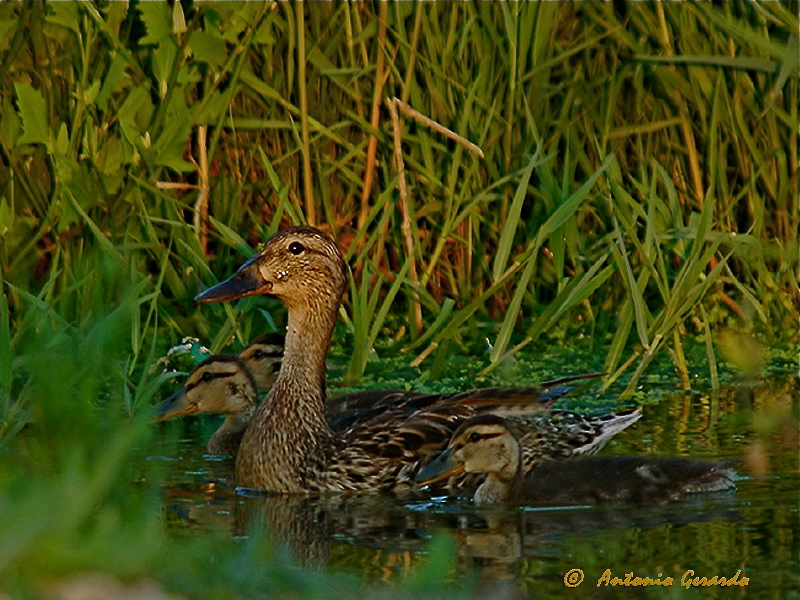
149,379,799,597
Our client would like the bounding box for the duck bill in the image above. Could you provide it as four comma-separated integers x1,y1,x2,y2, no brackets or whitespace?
194,256,273,305
151,388,199,422
415,448,465,486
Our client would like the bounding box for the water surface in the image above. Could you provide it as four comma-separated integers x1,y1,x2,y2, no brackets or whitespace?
147,378,799,598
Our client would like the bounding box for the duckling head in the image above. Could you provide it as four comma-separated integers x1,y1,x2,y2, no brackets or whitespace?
194,227,347,314
152,355,258,421
238,332,284,392
416,414,522,485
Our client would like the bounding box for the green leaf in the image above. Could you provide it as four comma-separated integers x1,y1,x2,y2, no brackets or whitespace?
55,122,69,155
492,152,540,282
138,1,172,45
0,18,18,53
0,97,21,146
611,217,651,348
83,79,101,107
117,85,153,148
46,1,80,33
95,136,125,177
14,83,51,149
172,1,186,34
189,31,227,67
525,256,613,342
490,256,536,363
152,40,178,99
195,93,230,123
0,197,13,236
252,17,275,45
96,53,129,110
151,113,193,172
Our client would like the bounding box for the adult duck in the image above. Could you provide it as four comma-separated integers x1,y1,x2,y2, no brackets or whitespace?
416,414,739,506
194,227,632,493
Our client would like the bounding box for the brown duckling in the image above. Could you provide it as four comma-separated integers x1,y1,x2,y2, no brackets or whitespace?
237,332,285,392
416,414,739,506
153,355,257,456
193,227,634,493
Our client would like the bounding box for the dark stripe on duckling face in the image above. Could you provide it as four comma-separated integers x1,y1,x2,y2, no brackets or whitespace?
186,369,230,392
184,356,254,391
451,430,504,455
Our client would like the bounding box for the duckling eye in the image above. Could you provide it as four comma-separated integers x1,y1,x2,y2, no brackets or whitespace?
468,432,481,443
288,241,305,255
201,372,214,382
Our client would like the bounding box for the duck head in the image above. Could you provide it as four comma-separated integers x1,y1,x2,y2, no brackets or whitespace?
238,332,284,392
416,414,522,485
152,355,258,421
194,227,347,313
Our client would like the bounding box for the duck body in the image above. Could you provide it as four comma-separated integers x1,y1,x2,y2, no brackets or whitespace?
194,227,636,494
522,455,739,506
196,228,394,492
417,414,738,506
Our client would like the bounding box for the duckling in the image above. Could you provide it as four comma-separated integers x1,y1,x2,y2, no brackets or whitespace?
237,332,285,392
193,226,635,493
153,355,257,456
416,414,739,506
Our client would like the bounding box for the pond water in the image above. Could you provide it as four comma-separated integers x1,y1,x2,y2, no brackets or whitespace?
146,377,799,598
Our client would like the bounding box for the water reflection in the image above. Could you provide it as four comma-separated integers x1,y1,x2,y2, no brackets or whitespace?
150,381,799,595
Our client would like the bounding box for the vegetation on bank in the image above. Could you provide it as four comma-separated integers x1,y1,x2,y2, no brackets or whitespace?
0,1,796,597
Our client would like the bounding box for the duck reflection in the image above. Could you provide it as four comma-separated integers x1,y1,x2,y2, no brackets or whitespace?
160,478,739,580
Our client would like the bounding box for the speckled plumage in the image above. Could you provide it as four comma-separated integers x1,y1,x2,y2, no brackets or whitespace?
155,352,641,486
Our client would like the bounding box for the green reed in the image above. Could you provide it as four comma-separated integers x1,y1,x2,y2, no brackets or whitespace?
1,2,796,388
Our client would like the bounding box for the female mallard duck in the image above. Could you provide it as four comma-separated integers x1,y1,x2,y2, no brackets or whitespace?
154,349,641,465
193,227,635,493
416,414,739,506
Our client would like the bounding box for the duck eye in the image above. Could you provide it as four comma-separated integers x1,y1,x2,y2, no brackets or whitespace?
468,432,481,443
288,241,305,255
201,372,214,382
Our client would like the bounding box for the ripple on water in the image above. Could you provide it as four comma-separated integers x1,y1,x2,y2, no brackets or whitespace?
145,380,799,596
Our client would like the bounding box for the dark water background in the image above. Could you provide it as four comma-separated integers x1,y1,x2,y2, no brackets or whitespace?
146,377,799,599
